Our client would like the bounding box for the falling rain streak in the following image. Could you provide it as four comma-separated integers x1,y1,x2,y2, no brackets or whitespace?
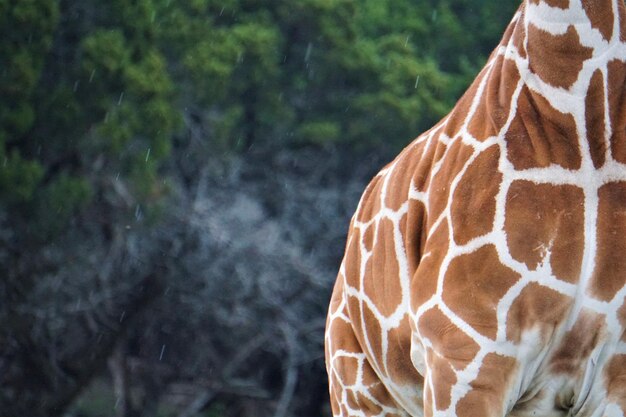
159,345,166,361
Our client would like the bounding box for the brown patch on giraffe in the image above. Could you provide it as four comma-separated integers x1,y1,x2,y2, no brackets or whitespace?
356,303,385,370
360,358,381,387
432,138,449,165
443,68,489,139
442,245,520,340
426,347,457,411
369,382,401,410
618,301,626,343
327,274,345,316
328,372,342,415
549,311,604,374
468,55,521,141
386,315,425,385
348,297,384,365
356,174,383,223
362,223,375,252
402,207,423,274
451,146,501,245
346,389,385,415
407,196,430,287
527,24,592,89
345,392,361,413
364,217,402,318
326,299,361,356
506,283,571,343
604,355,626,406
455,353,518,417
417,306,481,371
343,228,362,290
412,222,449,309
385,146,423,212
504,180,584,284
589,182,626,302
427,139,474,226
607,59,626,163
412,140,438,193
334,355,360,387
511,7,528,59
583,0,614,41
586,69,608,169
505,85,581,170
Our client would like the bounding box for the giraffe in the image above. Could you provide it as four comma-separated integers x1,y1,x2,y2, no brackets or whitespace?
325,0,626,416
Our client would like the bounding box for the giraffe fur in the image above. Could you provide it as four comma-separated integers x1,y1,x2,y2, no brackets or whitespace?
325,1,626,416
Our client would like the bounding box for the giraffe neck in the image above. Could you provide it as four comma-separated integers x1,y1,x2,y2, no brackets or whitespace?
486,0,626,164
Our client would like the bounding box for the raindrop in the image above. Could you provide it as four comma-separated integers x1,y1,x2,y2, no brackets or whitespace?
219,6,225,16
159,344,166,361
432,10,438,21
117,92,124,105
145,147,151,162
73,80,80,92
404,35,411,47
414,75,420,89
304,42,313,63
135,204,142,221
151,11,156,23
89,69,96,83
119,311,126,323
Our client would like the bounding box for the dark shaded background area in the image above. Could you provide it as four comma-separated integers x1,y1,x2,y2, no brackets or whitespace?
0,1,517,416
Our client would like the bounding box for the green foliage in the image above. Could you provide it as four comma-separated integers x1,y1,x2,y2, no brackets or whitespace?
0,0,58,209
0,0,518,240
0,151,44,204
34,173,92,237
0,0,183,241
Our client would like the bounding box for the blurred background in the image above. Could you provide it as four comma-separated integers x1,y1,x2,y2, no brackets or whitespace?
0,0,518,416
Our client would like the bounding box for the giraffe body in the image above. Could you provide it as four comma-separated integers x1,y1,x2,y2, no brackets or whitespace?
325,1,626,416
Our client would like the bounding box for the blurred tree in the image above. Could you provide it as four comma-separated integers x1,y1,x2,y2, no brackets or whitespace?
0,0,518,416
0,0,179,415
159,0,518,154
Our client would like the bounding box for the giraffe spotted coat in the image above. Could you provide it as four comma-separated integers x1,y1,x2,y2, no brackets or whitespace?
325,1,626,416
